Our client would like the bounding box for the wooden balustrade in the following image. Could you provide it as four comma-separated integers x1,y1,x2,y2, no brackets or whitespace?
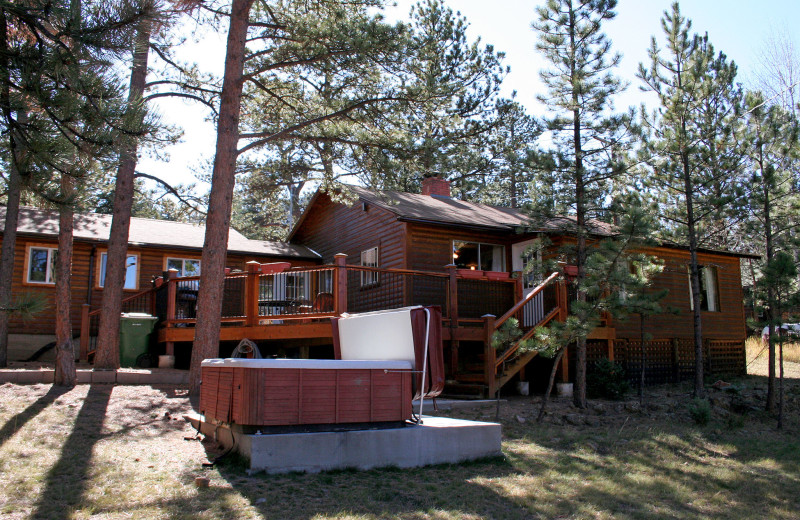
78,259,522,362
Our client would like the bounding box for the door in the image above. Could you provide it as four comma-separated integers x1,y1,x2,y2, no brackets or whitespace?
512,239,544,327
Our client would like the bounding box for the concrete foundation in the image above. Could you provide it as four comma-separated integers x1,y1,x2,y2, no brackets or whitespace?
0,364,189,385
188,414,502,474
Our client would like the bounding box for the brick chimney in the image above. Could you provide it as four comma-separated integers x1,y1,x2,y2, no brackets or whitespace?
421,176,451,197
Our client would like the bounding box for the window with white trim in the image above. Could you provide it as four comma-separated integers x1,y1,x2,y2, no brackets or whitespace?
166,257,201,277
688,265,720,312
99,253,139,290
360,247,379,287
27,246,58,284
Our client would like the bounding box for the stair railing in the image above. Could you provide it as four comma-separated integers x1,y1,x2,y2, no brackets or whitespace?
490,272,567,391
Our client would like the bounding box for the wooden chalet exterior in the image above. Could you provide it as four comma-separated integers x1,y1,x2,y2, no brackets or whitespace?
3,176,754,397
0,206,319,362
284,178,754,396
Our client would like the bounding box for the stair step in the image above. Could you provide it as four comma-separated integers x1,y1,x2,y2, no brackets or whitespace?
453,373,485,383
463,363,484,372
442,382,486,399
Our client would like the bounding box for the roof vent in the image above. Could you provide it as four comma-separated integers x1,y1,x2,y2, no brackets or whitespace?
421,177,451,197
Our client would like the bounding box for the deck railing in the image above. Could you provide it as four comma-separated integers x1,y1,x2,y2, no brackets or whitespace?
150,259,519,328
79,257,524,363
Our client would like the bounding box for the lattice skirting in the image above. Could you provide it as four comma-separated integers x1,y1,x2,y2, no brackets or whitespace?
581,338,746,386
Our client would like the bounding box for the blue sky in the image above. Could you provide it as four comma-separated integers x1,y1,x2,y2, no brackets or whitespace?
140,0,800,193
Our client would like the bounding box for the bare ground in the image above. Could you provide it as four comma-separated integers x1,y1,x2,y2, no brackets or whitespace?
0,362,798,519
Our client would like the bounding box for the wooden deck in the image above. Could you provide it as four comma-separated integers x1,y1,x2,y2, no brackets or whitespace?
79,258,741,398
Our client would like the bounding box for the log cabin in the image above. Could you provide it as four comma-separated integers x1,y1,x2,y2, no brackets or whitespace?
0,206,319,362
286,177,756,396
3,175,755,396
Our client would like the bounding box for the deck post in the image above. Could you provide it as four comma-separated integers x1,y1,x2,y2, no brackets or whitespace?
446,264,459,375
513,271,523,307
483,314,496,397
560,345,570,383
79,304,90,362
149,276,161,316
166,269,178,326
556,279,567,321
334,254,348,315
245,261,261,327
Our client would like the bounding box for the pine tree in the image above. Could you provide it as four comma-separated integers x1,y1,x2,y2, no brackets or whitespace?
0,0,148,369
742,90,800,411
532,0,632,408
637,2,744,398
191,0,411,393
759,252,798,429
394,0,505,194
476,99,541,208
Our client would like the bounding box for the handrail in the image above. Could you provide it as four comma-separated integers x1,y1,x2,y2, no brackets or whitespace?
494,271,560,330
495,306,560,368
87,285,158,317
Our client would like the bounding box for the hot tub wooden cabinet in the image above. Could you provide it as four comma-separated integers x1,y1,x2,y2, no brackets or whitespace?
200,359,413,427
200,306,443,428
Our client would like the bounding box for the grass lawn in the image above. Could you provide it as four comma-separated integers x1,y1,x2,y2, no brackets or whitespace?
0,371,798,519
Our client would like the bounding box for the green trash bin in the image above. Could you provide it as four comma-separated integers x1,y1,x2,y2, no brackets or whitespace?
119,313,158,368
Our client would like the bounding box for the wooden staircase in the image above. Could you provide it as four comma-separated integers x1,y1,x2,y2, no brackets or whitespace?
443,272,568,398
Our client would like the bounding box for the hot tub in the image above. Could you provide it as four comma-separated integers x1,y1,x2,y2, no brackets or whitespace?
200,306,444,427
200,358,413,426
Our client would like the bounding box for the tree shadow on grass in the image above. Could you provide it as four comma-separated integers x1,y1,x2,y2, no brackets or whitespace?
212,455,534,520
0,385,70,449
496,417,800,518
29,384,112,520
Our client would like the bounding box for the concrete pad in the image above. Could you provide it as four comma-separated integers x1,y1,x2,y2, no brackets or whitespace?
189,415,502,474
151,370,189,384
0,370,41,384
76,370,92,384
39,369,55,383
418,398,503,411
91,370,117,384
116,371,146,384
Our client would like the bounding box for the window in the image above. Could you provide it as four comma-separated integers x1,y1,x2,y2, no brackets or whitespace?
286,273,308,300
688,265,720,312
166,257,201,277
98,253,139,290
520,245,543,290
452,241,506,272
360,247,379,287
26,246,58,284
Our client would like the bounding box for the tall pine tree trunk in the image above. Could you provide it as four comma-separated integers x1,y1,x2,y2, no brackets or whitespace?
570,5,588,409
0,9,22,367
189,0,255,395
94,18,152,369
54,175,77,386
0,140,21,368
683,150,705,399
761,144,777,412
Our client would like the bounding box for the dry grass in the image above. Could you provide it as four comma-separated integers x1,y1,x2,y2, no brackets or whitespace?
746,336,800,364
0,380,799,519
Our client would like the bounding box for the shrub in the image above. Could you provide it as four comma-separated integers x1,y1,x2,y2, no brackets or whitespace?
586,358,629,400
687,398,711,425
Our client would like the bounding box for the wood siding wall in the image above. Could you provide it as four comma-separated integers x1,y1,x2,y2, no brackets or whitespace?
0,234,316,337
613,248,747,342
291,193,407,269
290,193,749,343
406,223,516,273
